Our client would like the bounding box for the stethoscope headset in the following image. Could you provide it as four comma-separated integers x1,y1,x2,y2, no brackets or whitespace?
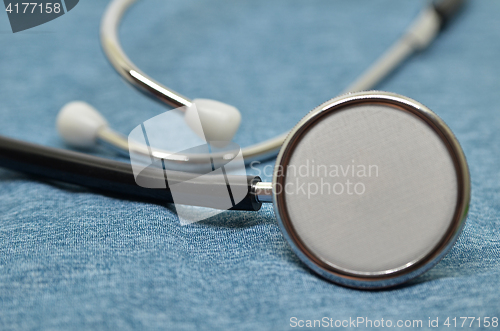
0,0,469,289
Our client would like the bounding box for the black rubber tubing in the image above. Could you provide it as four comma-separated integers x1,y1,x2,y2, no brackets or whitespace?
0,135,262,211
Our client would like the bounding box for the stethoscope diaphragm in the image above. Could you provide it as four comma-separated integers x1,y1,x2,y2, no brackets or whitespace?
272,91,470,288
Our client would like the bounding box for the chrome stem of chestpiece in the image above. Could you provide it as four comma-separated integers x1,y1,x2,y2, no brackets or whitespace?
253,182,273,203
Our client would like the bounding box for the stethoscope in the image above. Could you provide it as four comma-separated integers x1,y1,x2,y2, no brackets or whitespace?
0,0,469,289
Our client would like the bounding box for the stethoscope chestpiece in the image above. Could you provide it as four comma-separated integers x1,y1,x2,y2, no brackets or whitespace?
273,91,470,289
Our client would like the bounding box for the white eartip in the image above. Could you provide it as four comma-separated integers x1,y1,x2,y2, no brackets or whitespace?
56,101,108,148
184,99,241,144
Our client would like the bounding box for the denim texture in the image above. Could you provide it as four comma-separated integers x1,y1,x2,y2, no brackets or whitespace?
0,0,499,330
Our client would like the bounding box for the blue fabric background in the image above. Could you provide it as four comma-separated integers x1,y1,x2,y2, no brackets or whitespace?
0,0,499,329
